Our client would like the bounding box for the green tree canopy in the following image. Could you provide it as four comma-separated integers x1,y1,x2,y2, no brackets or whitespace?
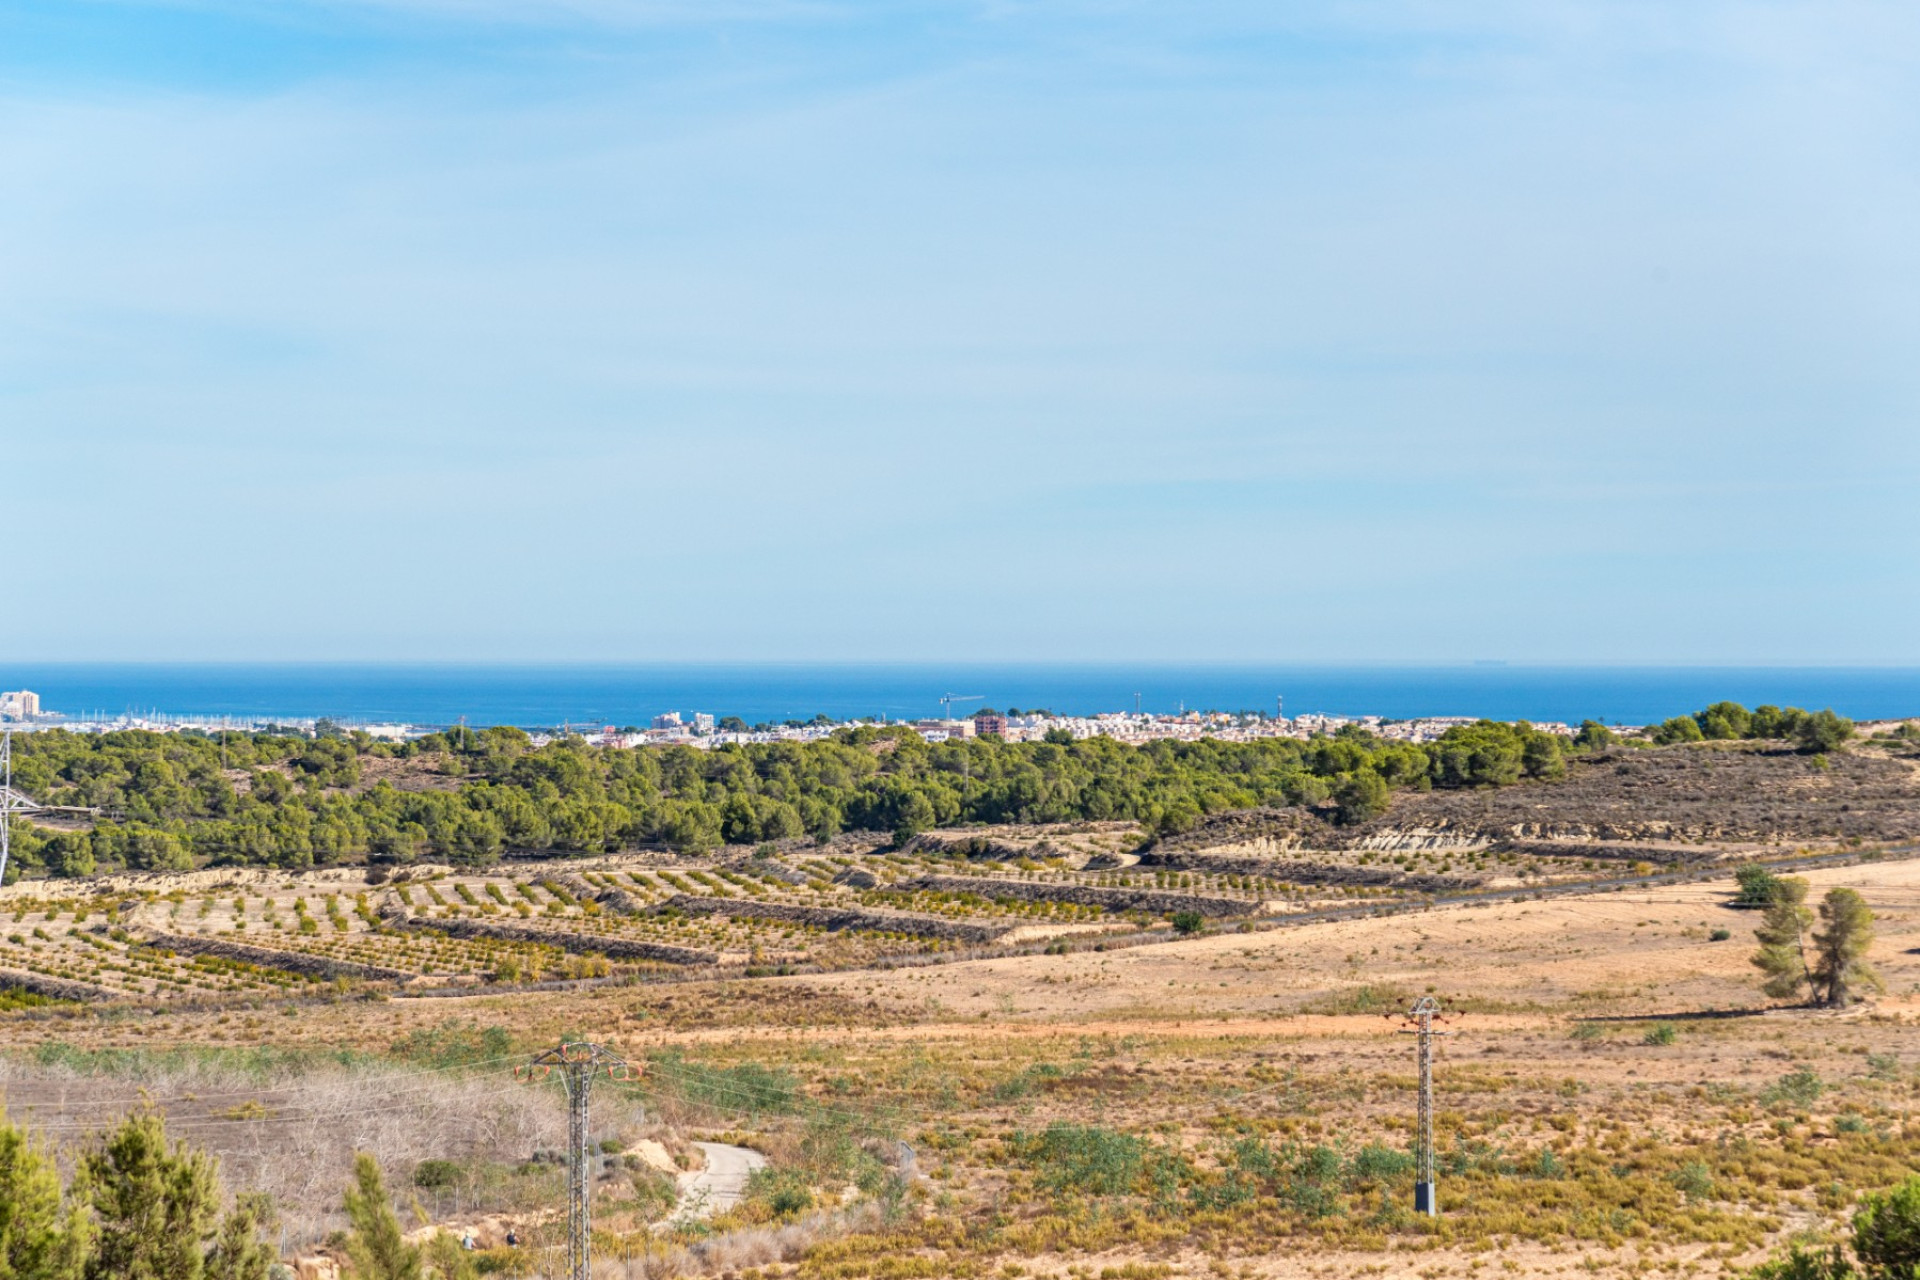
1331,770,1391,826
0,1109,89,1280
1810,887,1880,1008
76,1107,268,1280
1733,863,1781,907
342,1153,420,1280
1796,709,1855,755
1752,876,1813,1002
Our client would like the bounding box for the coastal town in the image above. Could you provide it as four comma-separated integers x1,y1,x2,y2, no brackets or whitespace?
0,687,1576,745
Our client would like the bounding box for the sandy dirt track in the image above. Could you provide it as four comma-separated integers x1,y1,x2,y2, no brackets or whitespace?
675,1141,767,1220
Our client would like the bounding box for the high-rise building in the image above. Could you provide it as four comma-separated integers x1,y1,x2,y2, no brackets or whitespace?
651,712,684,731
0,691,40,720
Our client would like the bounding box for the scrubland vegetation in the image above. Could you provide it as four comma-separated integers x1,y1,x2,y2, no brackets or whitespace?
0,708,1914,1277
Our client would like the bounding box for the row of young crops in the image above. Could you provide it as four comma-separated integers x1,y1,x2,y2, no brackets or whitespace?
0,833,1524,1004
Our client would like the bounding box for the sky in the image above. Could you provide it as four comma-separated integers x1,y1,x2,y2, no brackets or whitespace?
1,1,1916,664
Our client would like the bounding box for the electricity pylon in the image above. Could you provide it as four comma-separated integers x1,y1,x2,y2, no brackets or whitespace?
0,728,37,887
0,729,111,887
1397,996,1450,1216
0,729,16,886
518,1041,634,1280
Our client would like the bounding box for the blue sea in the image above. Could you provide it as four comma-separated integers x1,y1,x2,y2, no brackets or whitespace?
2,664,1917,729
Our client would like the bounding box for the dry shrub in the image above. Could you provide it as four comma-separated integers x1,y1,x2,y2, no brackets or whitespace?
594,1205,857,1277
0,1048,567,1248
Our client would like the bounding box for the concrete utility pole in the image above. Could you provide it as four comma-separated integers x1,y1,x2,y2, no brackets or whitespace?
519,1042,634,1280
1398,997,1450,1216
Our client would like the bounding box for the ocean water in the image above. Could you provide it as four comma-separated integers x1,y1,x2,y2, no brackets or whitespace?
2,663,1917,729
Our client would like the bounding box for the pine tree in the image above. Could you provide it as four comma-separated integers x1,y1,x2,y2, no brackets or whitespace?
203,1193,276,1280
342,1153,421,1280
0,1109,90,1280
1752,875,1813,1001
421,1232,478,1280
1811,887,1881,1008
78,1107,221,1280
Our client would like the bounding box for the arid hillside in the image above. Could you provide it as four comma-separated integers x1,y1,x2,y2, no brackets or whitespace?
2,739,1918,1280
1164,741,1920,860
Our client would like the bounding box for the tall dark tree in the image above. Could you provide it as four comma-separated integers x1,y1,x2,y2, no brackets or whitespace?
77,1107,266,1280
341,1153,420,1280
1810,887,1880,1008
1796,709,1854,755
1752,876,1813,1002
0,1110,89,1280
1332,770,1391,825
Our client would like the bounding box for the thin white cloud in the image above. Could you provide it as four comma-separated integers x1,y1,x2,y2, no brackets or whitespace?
2,0,1917,660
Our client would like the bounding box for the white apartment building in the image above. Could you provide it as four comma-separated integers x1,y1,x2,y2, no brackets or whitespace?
0,690,41,720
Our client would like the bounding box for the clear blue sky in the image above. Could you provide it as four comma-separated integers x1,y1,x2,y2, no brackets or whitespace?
2,1,1915,664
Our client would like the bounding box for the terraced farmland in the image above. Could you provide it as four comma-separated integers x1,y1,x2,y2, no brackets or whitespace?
0,829,1660,1008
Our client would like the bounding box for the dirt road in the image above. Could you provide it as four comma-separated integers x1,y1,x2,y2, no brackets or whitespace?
672,1141,766,1220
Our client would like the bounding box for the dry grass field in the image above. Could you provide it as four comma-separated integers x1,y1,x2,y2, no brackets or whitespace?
3,854,1917,1278
5,742,1920,1278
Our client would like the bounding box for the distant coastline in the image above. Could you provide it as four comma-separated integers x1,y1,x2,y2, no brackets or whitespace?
2,662,1917,731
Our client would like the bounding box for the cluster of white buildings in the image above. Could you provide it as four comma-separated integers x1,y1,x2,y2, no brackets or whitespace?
595,709,1579,749
967,711,1572,745
1,686,1580,748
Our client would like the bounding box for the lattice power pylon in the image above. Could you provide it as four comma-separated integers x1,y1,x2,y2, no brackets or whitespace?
518,1041,634,1280
0,728,27,887
0,729,109,886
1397,996,1451,1216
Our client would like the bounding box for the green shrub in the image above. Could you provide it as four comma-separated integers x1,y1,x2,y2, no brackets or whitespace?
1748,1242,1855,1280
1735,864,1783,907
1744,1175,1920,1280
994,1063,1063,1102
1306,985,1407,1016
1350,1143,1415,1182
649,1052,799,1116
1670,1161,1714,1200
1022,1124,1147,1197
746,1166,816,1219
1643,1022,1678,1046
629,1167,678,1219
413,1158,463,1189
1853,1177,1920,1279
1764,1069,1825,1109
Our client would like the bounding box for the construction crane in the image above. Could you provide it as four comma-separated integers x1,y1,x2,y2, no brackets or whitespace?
939,693,984,721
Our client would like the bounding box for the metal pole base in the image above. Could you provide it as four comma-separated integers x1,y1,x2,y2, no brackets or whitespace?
1414,1182,1436,1216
